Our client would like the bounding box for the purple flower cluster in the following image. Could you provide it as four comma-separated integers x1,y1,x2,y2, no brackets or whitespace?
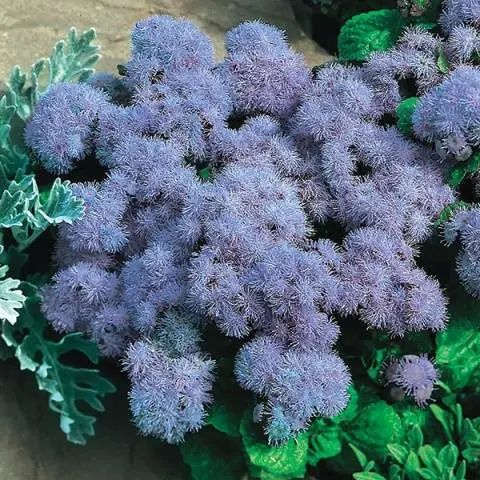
337,229,447,336
220,21,312,119
24,83,109,174
444,207,480,297
123,311,215,443
26,15,454,443
439,0,480,35
382,354,438,406
413,67,480,161
359,19,480,118
361,27,444,114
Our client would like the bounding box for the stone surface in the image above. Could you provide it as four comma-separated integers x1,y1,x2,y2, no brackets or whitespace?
0,0,331,81
0,359,186,479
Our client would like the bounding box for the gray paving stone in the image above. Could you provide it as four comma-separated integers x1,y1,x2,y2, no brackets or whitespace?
0,0,331,80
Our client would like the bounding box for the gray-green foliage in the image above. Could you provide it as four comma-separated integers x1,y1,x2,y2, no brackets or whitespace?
2,286,116,445
0,250,25,325
0,28,100,183
0,27,115,445
3,27,100,122
0,173,84,251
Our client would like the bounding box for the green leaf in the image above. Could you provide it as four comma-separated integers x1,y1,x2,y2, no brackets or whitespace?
0,264,26,325
436,294,480,392
454,404,465,440
353,473,387,480
434,201,470,228
198,166,213,181
240,413,309,479
436,47,450,74
438,443,458,470
345,400,403,461
206,399,241,438
349,443,368,469
0,124,30,184
331,384,359,424
455,459,466,479
0,189,26,228
396,97,419,137
447,152,480,188
179,429,245,480
396,403,433,435
1,289,115,444
407,424,424,451
0,95,15,124
0,245,28,278
387,443,410,465
308,422,342,465
430,405,455,442
388,463,403,479
361,339,401,384
461,447,480,464
338,10,408,61
38,178,84,223
418,445,440,472
462,417,480,450
404,451,421,478
417,468,439,480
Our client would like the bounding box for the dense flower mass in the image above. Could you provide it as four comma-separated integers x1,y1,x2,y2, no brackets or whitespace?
439,0,480,34
444,207,480,297
413,67,480,161
26,15,458,444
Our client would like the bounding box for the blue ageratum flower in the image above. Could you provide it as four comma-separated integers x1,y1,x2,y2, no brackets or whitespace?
383,354,438,406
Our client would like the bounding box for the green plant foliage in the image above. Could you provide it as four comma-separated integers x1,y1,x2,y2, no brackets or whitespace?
1,285,116,445
429,403,480,468
308,385,361,466
436,46,450,74
434,201,471,228
337,9,408,61
351,402,479,480
332,384,360,424
362,340,402,384
0,96,30,182
206,393,242,438
308,385,402,473
180,429,246,480
447,152,480,188
396,97,419,137
395,404,436,438
345,400,404,462
308,420,343,465
240,413,309,479
436,293,480,392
